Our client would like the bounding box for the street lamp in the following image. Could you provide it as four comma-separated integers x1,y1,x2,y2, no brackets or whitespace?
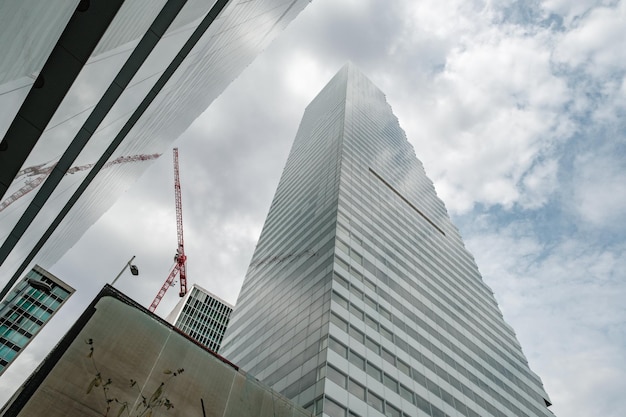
111,256,139,287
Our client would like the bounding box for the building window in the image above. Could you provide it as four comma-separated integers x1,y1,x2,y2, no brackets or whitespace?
366,362,382,382
350,250,363,265
348,378,366,401
381,348,395,365
350,304,364,320
400,384,414,403
380,326,393,343
350,268,363,282
336,256,350,272
415,394,432,415
334,273,350,288
397,358,411,376
332,291,349,310
324,397,347,417
349,326,365,343
364,295,377,310
327,365,347,388
329,337,348,358
383,373,398,393
351,285,363,300
365,337,380,354
367,391,384,413
364,278,376,292
336,239,350,254
378,305,392,321
349,351,365,370
330,312,349,332
365,315,378,330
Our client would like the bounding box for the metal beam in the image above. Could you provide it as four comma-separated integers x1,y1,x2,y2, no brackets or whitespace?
0,0,126,198
0,0,231,301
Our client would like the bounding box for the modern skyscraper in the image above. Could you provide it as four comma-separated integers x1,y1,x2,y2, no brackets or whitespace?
166,283,233,352
0,0,311,299
220,64,552,417
0,265,74,376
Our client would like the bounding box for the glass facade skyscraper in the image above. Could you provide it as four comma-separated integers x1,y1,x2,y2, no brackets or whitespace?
0,265,74,376
166,284,233,352
0,0,310,298
220,64,552,417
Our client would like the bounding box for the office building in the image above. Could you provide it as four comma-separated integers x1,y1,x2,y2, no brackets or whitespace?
0,0,310,299
0,265,74,376
0,285,311,417
166,283,233,352
220,64,552,417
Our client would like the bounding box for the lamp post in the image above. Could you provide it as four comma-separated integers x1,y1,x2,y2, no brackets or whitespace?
111,255,139,287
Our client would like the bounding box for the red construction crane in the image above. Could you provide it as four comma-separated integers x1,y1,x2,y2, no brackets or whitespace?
149,148,187,312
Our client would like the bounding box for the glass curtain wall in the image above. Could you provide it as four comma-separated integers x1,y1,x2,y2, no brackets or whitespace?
221,64,553,417
0,0,310,289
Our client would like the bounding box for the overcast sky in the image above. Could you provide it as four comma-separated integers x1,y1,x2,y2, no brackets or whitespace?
2,1,625,416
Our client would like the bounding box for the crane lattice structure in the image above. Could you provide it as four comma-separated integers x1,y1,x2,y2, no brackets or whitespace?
0,154,161,212
149,148,187,312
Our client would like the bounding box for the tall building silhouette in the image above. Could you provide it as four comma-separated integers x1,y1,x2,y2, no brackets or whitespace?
0,0,310,299
220,64,552,417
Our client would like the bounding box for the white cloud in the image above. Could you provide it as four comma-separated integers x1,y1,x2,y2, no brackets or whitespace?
555,1,626,77
283,51,336,100
589,75,626,124
571,151,626,229
401,0,485,39
541,0,609,26
464,224,626,417
519,158,559,209
416,31,571,213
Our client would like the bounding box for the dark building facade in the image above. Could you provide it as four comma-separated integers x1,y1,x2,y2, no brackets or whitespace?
0,265,74,376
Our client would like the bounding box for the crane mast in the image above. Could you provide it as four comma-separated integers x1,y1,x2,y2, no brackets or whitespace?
149,148,187,312
173,148,187,297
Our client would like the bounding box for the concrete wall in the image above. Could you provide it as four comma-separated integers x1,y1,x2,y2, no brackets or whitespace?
1,287,311,417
